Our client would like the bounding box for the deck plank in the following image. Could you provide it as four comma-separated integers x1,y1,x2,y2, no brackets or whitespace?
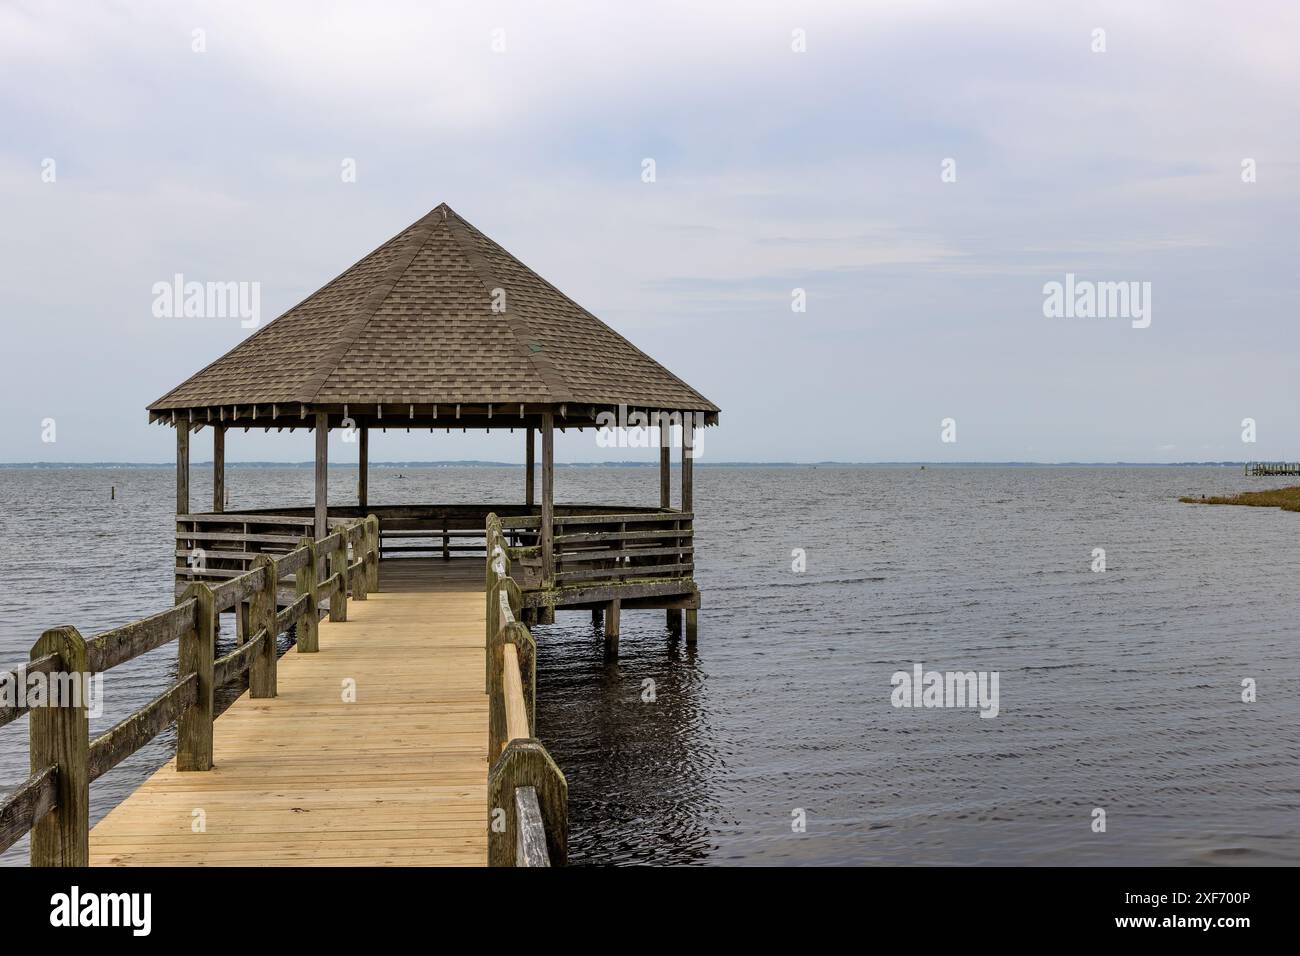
90,560,488,867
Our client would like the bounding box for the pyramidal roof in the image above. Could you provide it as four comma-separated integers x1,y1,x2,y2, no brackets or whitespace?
149,203,718,418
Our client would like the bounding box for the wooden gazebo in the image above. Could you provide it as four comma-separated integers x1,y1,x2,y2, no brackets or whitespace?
149,203,718,638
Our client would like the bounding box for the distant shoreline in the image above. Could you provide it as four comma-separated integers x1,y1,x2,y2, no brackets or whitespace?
0,461,1265,469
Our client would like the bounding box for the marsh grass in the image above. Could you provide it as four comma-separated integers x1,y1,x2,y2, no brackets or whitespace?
1179,486,1300,512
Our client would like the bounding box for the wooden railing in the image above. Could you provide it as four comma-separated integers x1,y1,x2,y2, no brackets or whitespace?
551,511,693,587
177,504,691,599
484,513,567,866
0,515,381,866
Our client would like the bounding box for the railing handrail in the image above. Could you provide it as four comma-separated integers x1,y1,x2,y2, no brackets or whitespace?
484,513,567,867
0,514,383,865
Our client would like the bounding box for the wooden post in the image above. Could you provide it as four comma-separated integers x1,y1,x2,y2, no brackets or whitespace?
352,524,368,601
329,530,348,622
176,424,190,516
681,412,694,514
213,426,226,513
488,740,567,867
667,608,683,635
525,427,535,506
177,583,215,770
540,411,554,588
358,423,368,508
29,626,89,867
296,537,319,652
484,516,500,691
249,555,278,698
604,599,620,656
314,410,329,541
659,412,671,508
591,607,602,626
685,608,698,645
366,515,380,592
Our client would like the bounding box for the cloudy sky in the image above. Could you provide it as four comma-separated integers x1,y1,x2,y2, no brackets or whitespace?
2,0,1297,463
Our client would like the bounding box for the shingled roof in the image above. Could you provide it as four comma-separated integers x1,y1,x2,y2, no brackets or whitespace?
148,203,718,422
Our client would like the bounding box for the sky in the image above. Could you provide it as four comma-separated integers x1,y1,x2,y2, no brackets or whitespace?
1,0,1298,464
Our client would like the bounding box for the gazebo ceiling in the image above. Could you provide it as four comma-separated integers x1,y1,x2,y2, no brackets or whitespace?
148,203,719,426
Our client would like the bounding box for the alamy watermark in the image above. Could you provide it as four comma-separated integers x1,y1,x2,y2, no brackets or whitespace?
50,886,150,936
1,667,103,718
891,663,999,718
1042,273,1151,329
152,274,260,329
596,406,706,459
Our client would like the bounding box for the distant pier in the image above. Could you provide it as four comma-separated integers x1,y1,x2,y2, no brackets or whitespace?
1244,462,1300,476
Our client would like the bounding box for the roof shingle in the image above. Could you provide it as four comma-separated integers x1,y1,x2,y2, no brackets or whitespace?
148,204,718,415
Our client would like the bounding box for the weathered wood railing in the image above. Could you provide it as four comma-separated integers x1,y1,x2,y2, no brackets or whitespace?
484,513,567,867
380,526,488,560
496,510,691,593
0,515,381,866
551,511,693,587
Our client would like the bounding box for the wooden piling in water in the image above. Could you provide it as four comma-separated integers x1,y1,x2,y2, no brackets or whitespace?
604,599,620,655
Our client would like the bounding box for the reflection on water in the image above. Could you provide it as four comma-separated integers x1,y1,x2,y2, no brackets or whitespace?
3,465,1300,866
534,616,718,865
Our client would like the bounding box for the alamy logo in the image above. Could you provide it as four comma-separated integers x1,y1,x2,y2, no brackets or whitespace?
0,669,102,718
890,663,1000,718
50,886,151,936
1042,273,1151,329
596,406,706,459
152,274,261,328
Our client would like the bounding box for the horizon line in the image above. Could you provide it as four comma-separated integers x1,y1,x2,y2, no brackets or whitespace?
0,460,1273,468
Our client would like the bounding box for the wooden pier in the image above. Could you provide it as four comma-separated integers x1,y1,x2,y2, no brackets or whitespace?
90,560,488,866
1,202,717,868
1244,462,1300,476
1,518,567,867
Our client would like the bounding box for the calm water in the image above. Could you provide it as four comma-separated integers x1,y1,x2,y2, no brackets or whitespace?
2,465,1298,866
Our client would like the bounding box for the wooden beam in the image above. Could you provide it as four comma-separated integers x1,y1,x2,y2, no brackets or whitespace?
681,414,694,513
176,425,190,517
604,599,620,657
659,415,671,508
213,426,225,513
29,627,88,866
248,555,278,698
176,584,215,771
514,787,551,866
681,417,695,644
296,537,319,653
540,412,554,587
521,579,696,609
314,411,328,540
358,423,369,508
488,739,567,867
525,427,535,506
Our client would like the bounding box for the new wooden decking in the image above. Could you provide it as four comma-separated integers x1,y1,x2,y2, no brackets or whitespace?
89,560,487,866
